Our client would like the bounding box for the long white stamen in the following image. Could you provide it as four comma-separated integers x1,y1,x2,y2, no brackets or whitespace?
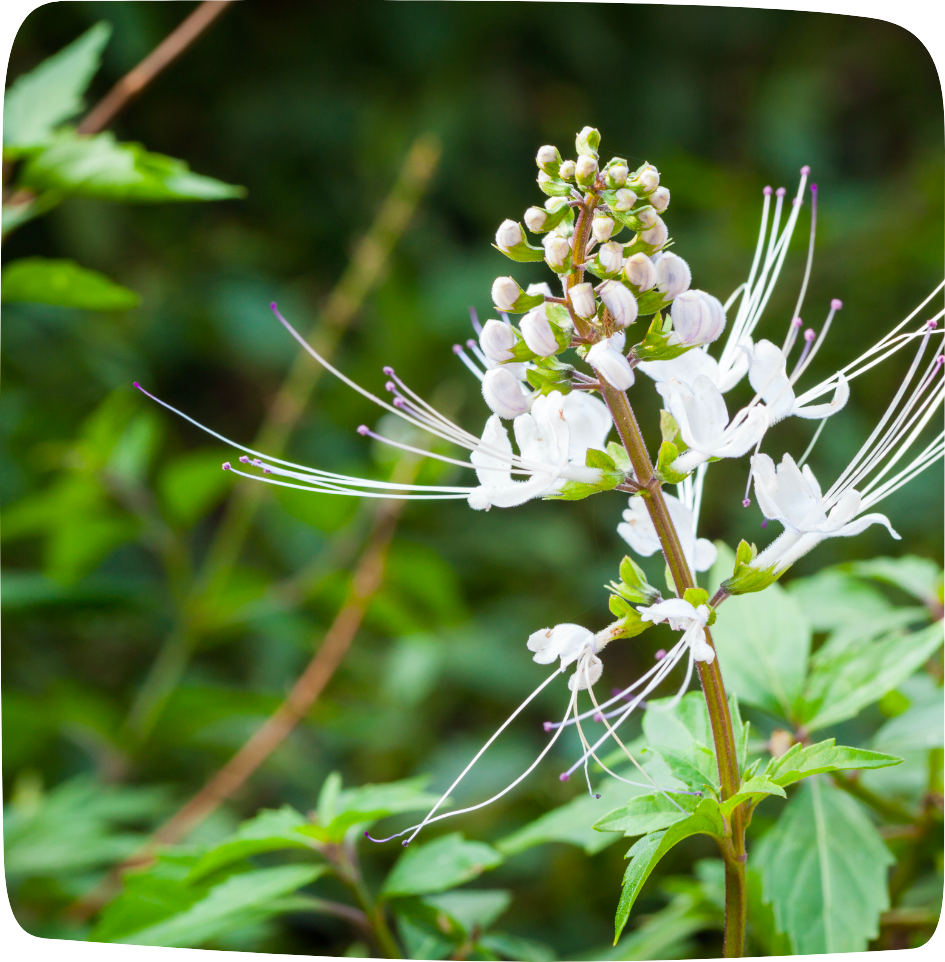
453,345,485,382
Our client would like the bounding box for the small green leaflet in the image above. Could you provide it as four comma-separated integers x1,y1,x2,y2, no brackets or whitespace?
762,739,902,789
381,833,503,898
628,315,694,363
719,538,781,595
545,447,625,501
593,791,701,837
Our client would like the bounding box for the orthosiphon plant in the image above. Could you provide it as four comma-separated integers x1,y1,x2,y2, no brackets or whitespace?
137,127,944,956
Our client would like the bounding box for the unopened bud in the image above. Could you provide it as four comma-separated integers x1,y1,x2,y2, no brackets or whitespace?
623,252,657,291
495,219,524,251
649,186,670,212
605,163,629,188
480,319,516,361
575,126,601,158
670,290,726,347
592,214,616,242
632,164,660,194
575,154,598,187
568,282,597,318
520,308,559,357
598,241,625,276
492,276,523,312
654,251,691,301
537,170,570,197
634,207,658,230
536,144,562,175
599,280,639,330
543,233,571,271
524,207,548,232
613,188,638,212
587,332,634,390
482,366,531,419
559,159,576,181
526,282,553,298
639,217,668,250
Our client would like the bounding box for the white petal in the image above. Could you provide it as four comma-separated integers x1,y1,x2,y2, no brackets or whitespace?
561,392,612,462
748,340,794,424
471,415,513,488
568,653,603,691
693,538,718,572
831,512,901,540
792,373,849,420
638,598,699,626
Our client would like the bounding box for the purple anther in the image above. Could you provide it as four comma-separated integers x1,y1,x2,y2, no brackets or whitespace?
776,187,786,197
466,339,478,349
452,344,464,354
393,397,406,408
801,165,811,176
936,355,944,366
559,773,570,782
611,688,623,698
831,298,843,310
402,840,409,847
133,381,140,389
263,466,272,474
222,462,231,471
761,519,768,529
928,319,939,330
804,328,817,342
811,183,818,194
240,456,249,463
593,713,603,723
543,721,553,732
382,366,394,376
364,831,370,837
357,425,370,436
594,793,602,799
792,316,803,328
270,301,278,311
763,186,773,195
385,380,396,392
742,498,751,507
655,649,667,661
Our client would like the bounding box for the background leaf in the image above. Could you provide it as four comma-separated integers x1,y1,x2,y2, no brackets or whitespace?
1,257,139,310
382,833,503,898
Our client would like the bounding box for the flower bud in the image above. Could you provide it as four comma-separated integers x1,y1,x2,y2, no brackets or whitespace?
575,126,601,158
598,241,625,276
537,170,571,197
587,332,634,390
639,217,668,249
520,308,559,357
613,188,638,212
631,164,660,194
649,186,670,212
634,207,658,229
654,251,691,301
623,252,657,291
543,233,572,272
592,214,616,242
670,290,726,347
536,144,562,175
575,154,598,187
482,366,531,419
524,207,548,232
558,159,576,181
526,282,553,298
568,282,597,318
480,319,516,362
605,163,629,188
599,280,639,330
495,219,524,251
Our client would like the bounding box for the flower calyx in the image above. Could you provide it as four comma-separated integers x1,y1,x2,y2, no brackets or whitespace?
544,446,627,502
719,539,782,596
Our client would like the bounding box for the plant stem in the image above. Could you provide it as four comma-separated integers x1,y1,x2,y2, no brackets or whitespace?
597,376,747,956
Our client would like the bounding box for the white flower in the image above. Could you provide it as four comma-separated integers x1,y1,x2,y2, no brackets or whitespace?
526,281,554,298
536,145,560,170
639,217,668,249
543,233,571,270
653,252,691,302
649,186,670,212
560,391,613,462
527,623,594,667
479,319,516,362
613,188,637,211
524,206,548,232
637,599,715,663
598,241,625,275
587,331,635,390
568,282,597,318
638,338,752,394
669,290,726,347
623,252,657,292
520,307,559,357
482,366,532,419
633,165,660,194
492,276,523,312
618,494,717,573
558,159,576,181
592,214,616,242
496,219,523,251
656,375,767,473
575,154,598,183
747,339,849,424
599,280,638,329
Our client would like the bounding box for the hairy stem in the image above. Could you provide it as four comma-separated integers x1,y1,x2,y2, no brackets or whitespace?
597,376,746,956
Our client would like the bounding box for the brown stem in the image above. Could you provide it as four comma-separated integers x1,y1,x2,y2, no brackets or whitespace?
77,2,237,136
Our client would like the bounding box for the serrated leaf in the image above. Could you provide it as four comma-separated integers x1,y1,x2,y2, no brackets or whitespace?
613,799,727,942
1,257,140,310
799,621,943,730
382,833,502,898
763,738,902,788
3,22,111,150
708,545,810,721
752,778,893,954
593,791,701,837
642,693,719,791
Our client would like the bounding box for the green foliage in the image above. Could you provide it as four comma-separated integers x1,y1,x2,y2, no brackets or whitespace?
752,778,894,954
627,315,694,363
719,538,781,595
544,447,624,501
382,833,503,898
763,740,902,789
1,257,140,310
641,692,720,792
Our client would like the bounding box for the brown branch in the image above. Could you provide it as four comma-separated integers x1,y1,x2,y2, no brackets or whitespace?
77,1,236,136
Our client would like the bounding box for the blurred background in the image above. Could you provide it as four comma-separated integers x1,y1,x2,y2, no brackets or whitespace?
2,1,943,957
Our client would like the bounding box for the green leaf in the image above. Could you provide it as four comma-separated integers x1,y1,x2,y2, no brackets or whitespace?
478,931,556,962
627,315,694,363
606,442,632,472
186,806,316,882
763,738,902,788
109,864,327,946
18,131,245,202
544,450,624,502
593,791,701,837
708,545,810,721
655,440,689,483
798,621,943,730
872,679,944,753
1,257,140,310
641,692,719,791
335,776,443,823
752,778,893,954
613,798,727,942
3,22,111,150
424,889,511,933
382,833,503,898
845,555,944,608
718,538,781,595
718,777,785,817
496,775,639,856
785,567,894,632
158,449,235,528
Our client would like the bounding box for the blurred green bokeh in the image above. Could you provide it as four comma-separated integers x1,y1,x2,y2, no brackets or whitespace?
2,2,943,956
